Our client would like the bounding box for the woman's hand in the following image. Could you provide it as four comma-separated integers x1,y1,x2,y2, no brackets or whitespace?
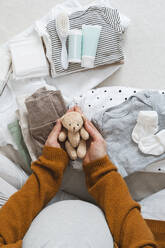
45,107,75,148
83,119,107,164
45,119,62,148
73,105,107,164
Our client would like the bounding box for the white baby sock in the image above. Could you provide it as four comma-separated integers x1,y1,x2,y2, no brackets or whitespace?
132,111,158,144
138,129,165,156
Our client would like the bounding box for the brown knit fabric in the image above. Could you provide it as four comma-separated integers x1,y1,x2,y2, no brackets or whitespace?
0,146,68,247
0,151,165,247
83,156,162,248
25,88,67,158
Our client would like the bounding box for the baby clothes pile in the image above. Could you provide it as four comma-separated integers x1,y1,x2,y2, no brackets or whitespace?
3,86,165,205
61,88,165,203
13,87,67,166
0,0,129,96
10,87,165,205
91,91,165,176
1,82,165,222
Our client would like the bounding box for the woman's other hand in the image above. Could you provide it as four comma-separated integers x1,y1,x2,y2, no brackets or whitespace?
73,105,107,164
45,119,62,148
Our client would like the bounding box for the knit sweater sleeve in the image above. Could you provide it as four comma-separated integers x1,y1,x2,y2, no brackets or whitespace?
0,146,68,247
83,155,158,248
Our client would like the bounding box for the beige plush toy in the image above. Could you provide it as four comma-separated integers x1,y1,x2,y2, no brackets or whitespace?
58,112,89,160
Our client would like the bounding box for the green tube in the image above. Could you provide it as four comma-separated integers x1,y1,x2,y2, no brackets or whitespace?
81,24,102,68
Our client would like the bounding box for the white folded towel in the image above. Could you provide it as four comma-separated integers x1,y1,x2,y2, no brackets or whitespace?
9,32,49,80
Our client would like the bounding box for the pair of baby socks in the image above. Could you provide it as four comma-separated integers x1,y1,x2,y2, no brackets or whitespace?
132,111,165,156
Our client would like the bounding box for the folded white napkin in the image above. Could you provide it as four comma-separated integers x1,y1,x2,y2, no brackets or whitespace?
9,32,49,80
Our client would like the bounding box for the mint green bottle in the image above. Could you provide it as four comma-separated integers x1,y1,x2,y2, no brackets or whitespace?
81,24,102,68
68,29,82,63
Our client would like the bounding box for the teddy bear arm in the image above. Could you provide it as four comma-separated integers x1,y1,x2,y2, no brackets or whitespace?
80,127,89,141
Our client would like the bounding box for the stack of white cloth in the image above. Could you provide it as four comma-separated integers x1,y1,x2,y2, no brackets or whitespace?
9,32,49,80
0,46,11,95
0,178,17,208
0,85,18,149
0,153,28,208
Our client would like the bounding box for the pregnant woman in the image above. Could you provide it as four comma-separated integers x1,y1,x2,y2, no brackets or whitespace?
0,106,162,248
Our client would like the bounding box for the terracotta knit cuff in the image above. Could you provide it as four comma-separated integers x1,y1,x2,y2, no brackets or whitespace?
83,155,117,171
42,146,68,165
145,218,165,234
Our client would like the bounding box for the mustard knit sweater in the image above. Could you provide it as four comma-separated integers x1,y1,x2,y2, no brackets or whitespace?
0,146,164,248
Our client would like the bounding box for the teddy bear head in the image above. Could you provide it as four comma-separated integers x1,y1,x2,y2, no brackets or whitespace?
61,112,83,133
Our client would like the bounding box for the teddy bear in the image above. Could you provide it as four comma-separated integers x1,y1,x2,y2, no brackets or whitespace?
58,111,89,160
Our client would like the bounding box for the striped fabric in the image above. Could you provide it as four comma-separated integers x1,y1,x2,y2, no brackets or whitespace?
47,6,124,77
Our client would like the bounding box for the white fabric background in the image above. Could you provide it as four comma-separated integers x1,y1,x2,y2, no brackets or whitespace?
0,0,165,89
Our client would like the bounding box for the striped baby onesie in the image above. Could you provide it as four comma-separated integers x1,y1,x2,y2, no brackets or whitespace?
47,6,124,77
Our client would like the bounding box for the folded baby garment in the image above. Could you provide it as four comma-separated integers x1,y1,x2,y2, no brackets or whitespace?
0,46,12,95
70,86,141,120
47,6,124,77
0,177,17,208
0,154,28,190
125,170,165,201
15,82,58,162
0,144,29,171
25,88,67,157
16,96,38,162
8,120,32,174
35,0,129,75
9,32,49,80
92,91,165,177
0,85,18,150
